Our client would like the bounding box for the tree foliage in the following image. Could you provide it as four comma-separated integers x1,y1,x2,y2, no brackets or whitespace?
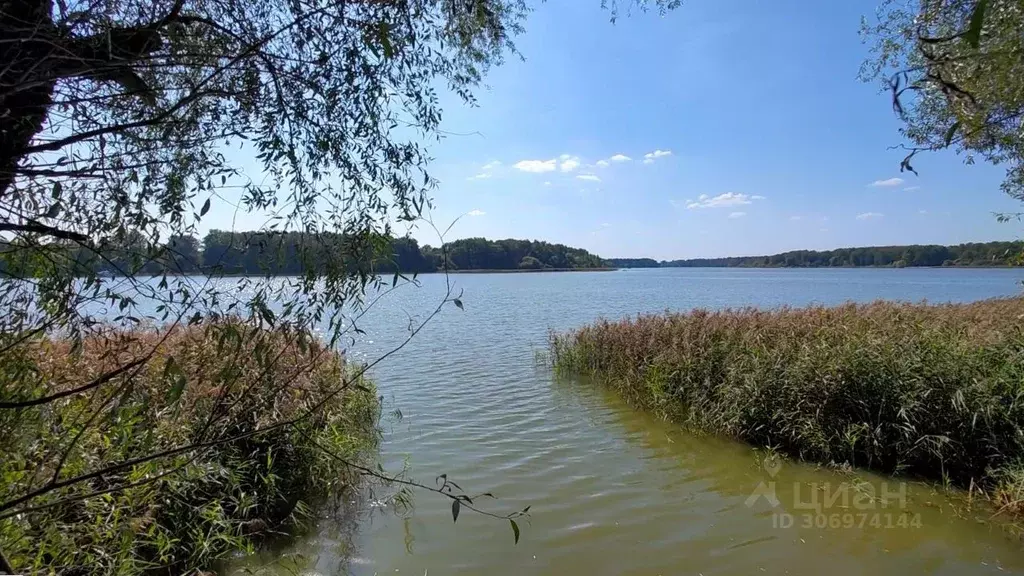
1,0,534,346
860,0,1024,202
608,240,1024,268
0,0,682,569
424,237,606,271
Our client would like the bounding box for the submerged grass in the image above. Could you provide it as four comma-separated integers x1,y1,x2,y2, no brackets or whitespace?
550,298,1024,510
0,320,380,575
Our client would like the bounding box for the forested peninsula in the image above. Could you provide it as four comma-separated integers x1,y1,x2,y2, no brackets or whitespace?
9,231,608,275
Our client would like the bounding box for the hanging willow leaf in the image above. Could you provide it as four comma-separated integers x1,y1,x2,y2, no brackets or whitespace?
964,0,987,48
943,122,960,146
164,356,187,404
451,499,460,523
510,519,520,544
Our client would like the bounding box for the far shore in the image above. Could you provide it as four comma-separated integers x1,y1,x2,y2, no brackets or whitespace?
102,265,1021,279
436,267,618,274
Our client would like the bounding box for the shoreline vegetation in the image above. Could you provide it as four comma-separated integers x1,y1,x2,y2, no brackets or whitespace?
608,240,1024,269
11,233,610,277
0,321,380,575
550,298,1024,516
441,267,616,274
10,232,1020,280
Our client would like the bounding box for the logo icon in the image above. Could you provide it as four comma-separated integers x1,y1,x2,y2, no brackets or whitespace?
745,456,781,508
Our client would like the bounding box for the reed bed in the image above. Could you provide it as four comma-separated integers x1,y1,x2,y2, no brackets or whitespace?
0,320,379,575
551,298,1024,508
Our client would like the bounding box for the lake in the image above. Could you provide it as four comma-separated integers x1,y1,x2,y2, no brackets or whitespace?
225,268,1024,575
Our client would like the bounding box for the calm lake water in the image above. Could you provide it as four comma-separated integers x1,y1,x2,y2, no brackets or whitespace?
223,268,1024,575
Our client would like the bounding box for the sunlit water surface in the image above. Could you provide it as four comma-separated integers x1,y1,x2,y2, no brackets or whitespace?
206,268,1024,575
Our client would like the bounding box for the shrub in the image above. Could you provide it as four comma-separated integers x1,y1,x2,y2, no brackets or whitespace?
551,298,1024,501
0,320,379,575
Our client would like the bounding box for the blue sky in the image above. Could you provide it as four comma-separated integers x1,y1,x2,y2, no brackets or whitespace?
215,0,1024,260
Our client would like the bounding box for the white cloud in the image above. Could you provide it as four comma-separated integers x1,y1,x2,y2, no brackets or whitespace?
789,215,802,221
751,195,766,200
644,149,672,160
642,158,654,165
467,172,492,181
543,181,552,187
728,212,746,219
559,156,581,172
514,159,557,173
870,177,904,187
576,174,601,182
596,160,610,168
856,212,884,220
904,186,921,191
481,160,502,171
820,228,830,232
687,192,765,209
918,209,929,215
467,209,486,217
609,154,632,163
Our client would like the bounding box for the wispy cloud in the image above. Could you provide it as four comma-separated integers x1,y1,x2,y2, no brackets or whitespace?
903,186,921,191
543,181,552,187
596,160,610,168
609,154,632,163
856,212,884,220
918,209,929,215
514,159,557,173
468,160,502,180
869,177,904,187
687,192,766,209
642,150,672,164
728,211,746,219
576,174,601,182
789,215,802,221
559,155,581,172
467,209,486,217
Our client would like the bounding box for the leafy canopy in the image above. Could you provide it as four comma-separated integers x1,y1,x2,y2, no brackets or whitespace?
1,0,680,340
861,0,1024,205
0,0,681,571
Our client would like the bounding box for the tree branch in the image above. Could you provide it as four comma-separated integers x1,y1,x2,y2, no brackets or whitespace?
0,355,150,409
0,221,87,242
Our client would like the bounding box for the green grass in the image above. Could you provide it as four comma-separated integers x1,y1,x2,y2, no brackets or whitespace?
550,298,1024,511
0,320,380,575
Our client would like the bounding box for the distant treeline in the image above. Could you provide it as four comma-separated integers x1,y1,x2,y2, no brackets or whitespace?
606,241,1024,269
1,231,608,276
